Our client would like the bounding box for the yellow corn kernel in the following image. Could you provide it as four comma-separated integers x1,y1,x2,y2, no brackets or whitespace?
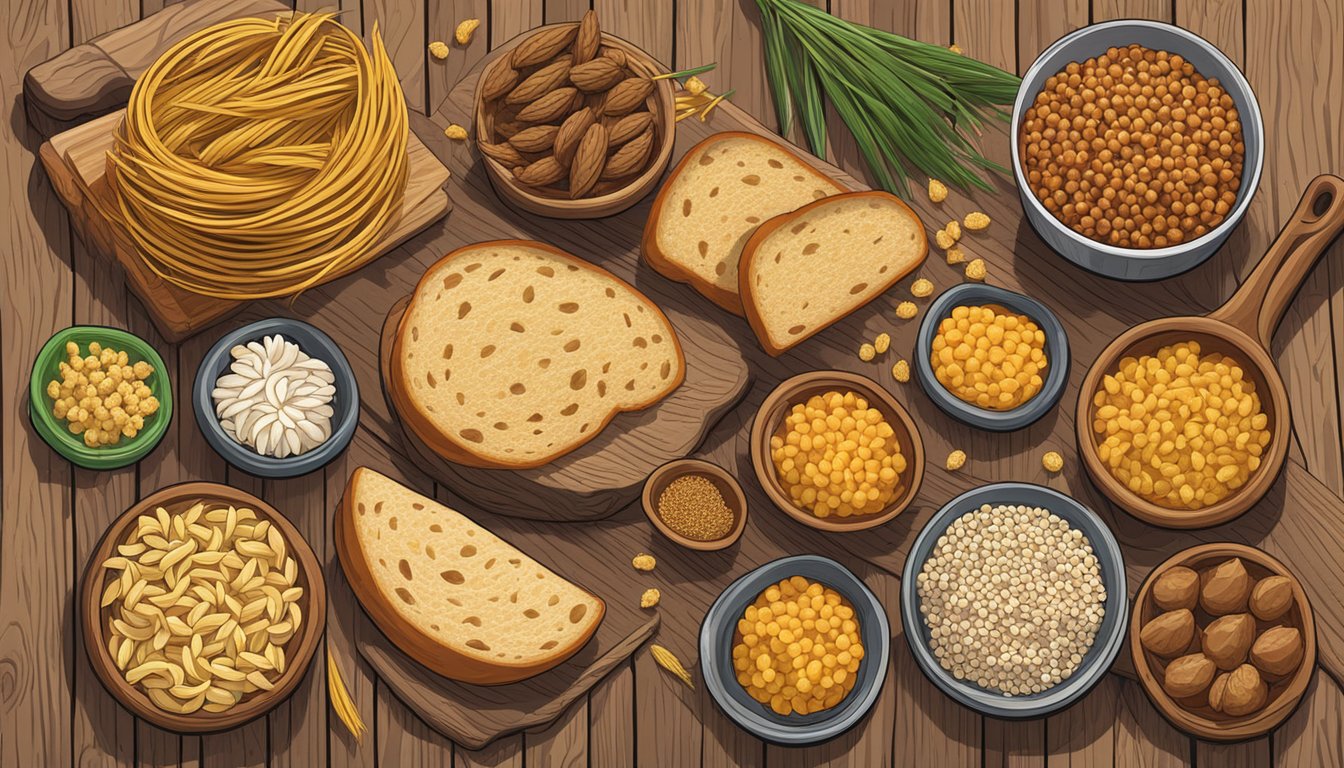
640,588,661,608
428,40,450,60
964,211,991,231
946,450,966,471
892,359,911,383
949,43,963,54
632,554,655,571
895,301,918,320
928,179,948,203
873,333,891,354
444,124,468,140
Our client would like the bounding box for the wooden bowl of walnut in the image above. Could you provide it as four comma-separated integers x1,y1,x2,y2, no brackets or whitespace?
1130,543,1315,741
472,13,676,219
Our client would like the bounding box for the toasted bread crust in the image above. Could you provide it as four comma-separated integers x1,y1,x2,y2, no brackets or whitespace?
738,190,928,356
335,467,606,685
389,239,685,469
641,132,847,316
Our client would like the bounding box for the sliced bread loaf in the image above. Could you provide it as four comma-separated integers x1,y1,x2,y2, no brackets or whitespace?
739,191,927,356
336,467,605,684
390,240,684,469
642,132,846,315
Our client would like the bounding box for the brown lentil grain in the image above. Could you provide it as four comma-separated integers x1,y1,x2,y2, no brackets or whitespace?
657,474,735,541
1019,45,1244,249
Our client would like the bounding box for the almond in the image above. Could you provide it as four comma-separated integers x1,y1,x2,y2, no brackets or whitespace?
508,125,560,153
607,111,653,146
600,47,627,68
553,107,595,167
572,10,601,64
481,64,520,102
569,58,625,93
478,140,526,167
511,25,579,68
603,77,654,116
516,87,579,123
514,156,566,187
494,120,525,139
568,123,608,198
505,59,572,105
600,127,653,180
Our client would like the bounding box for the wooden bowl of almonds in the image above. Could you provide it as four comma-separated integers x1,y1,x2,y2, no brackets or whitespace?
473,11,675,218
80,482,326,733
1131,543,1316,741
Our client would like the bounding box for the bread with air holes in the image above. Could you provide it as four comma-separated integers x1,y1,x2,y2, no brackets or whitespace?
335,466,604,684
389,240,684,469
739,191,927,356
641,132,846,315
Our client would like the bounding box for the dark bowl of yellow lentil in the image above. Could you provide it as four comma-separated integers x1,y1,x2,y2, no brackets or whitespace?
1011,20,1263,280
642,458,749,551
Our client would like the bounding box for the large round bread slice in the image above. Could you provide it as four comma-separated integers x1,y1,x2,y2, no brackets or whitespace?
336,467,604,684
641,132,846,315
390,240,684,469
739,191,928,356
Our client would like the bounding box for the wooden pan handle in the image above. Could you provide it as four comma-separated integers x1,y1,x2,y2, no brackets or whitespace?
1212,174,1344,349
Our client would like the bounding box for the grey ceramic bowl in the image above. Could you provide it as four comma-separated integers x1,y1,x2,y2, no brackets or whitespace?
914,284,1070,431
194,318,358,478
900,483,1127,719
1012,20,1264,280
700,555,891,746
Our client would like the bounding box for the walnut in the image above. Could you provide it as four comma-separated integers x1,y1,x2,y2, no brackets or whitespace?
1251,626,1303,677
1152,566,1199,611
1249,575,1294,622
1220,663,1268,716
1202,613,1255,670
1200,558,1251,616
1140,609,1195,658
1162,653,1216,699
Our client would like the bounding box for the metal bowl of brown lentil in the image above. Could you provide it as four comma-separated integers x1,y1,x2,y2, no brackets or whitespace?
1012,20,1263,280
642,458,748,551
900,483,1128,718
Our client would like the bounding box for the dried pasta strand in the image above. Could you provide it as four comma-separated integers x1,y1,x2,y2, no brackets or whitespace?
650,644,694,690
105,12,409,300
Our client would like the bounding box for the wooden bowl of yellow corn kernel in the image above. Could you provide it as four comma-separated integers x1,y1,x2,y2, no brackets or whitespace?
750,371,924,532
1077,174,1344,529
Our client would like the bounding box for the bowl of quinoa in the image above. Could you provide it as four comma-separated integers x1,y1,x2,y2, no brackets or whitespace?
901,483,1127,718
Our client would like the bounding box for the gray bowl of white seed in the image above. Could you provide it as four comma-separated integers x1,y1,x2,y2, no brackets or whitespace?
900,482,1127,718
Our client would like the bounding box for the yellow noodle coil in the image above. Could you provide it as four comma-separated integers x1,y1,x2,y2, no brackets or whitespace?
106,12,409,300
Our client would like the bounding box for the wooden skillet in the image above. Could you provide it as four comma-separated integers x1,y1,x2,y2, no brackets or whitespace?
1077,174,1344,529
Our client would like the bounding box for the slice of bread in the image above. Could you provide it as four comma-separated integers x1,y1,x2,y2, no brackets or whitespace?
336,467,605,685
739,191,928,356
390,240,684,469
642,132,846,315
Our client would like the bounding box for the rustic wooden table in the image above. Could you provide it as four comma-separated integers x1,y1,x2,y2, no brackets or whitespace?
3,0,1343,766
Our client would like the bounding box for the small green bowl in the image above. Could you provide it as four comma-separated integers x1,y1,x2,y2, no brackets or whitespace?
29,326,172,470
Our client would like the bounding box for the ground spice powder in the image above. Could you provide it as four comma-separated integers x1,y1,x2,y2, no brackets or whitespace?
657,474,734,541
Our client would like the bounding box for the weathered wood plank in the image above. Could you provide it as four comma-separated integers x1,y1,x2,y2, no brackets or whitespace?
543,0,590,23
586,661,633,768
490,0,543,48
1017,0,1088,74
364,0,427,114
985,717,1046,768
1113,679,1189,767
1195,738,1271,768
428,0,489,114
674,0,771,129
377,681,456,767
1046,675,1119,767
0,0,74,765
453,736,524,768
953,0,1014,71
326,458,378,768
1092,0,1172,21
633,644,701,766
523,697,587,767
1274,676,1344,768
594,0,672,65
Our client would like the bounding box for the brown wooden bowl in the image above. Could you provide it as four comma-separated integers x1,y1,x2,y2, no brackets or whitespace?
1130,543,1316,742
1076,174,1344,528
80,482,327,733
642,458,748,551
750,371,924,532
473,24,676,219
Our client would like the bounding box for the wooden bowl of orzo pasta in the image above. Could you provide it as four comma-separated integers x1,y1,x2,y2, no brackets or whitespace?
81,482,326,732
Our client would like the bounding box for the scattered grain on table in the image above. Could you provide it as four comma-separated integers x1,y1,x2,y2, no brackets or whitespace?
874,333,891,354
928,179,948,203
946,449,967,471
632,553,656,571
641,588,661,608
911,278,934,298
965,258,987,281
896,301,918,320
892,359,911,383
428,41,449,59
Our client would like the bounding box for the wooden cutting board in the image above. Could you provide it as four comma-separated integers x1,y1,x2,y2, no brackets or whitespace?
26,0,452,342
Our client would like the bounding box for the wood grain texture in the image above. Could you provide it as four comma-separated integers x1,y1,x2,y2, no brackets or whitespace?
490,0,543,47
1046,675,1120,767
1091,0,1172,22
1017,0,1088,74
1195,737,1272,768
1113,679,1189,767
953,0,1014,70
543,0,590,22
377,681,456,767
594,0,672,64
365,0,428,114
523,698,587,767
586,661,633,768
633,644,702,766
1273,676,1344,768
0,0,73,764
674,0,771,128
429,0,490,114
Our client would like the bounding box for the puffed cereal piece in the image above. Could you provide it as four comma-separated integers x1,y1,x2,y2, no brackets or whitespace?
858,343,876,362
895,301,918,320
640,588,661,608
964,211,991,231
946,449,967,471
444,124,468,140
428,40,450,59
632,553,656,571
1042,451,1064,473
945,246,967,265
911,278,934,298
873,333,891,354
964,258,987,281
892,359,911,383
928,179,948,203
949,43,963,54
934,228,956,250
945,220,962,241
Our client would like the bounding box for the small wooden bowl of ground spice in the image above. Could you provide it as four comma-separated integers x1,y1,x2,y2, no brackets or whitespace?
642,459,748,551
